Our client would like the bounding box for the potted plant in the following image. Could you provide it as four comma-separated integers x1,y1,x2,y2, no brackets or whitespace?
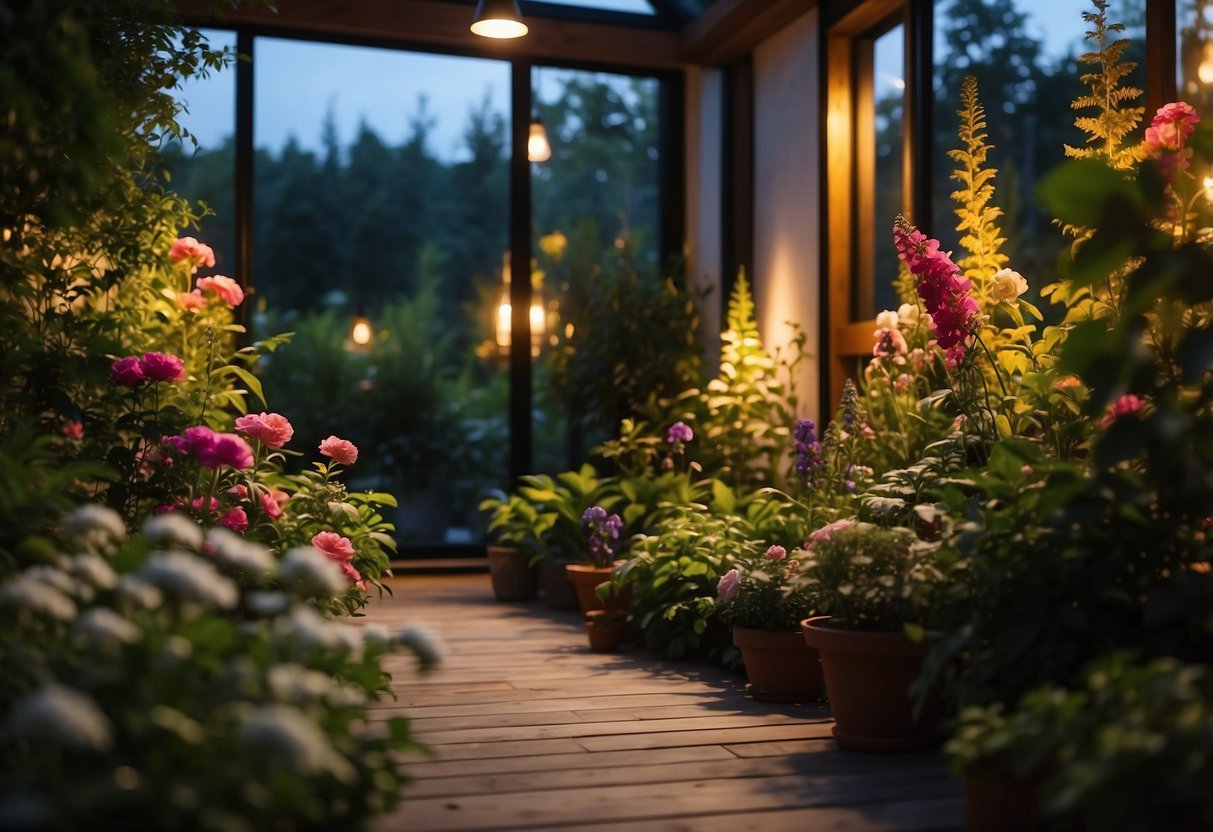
478,491,540,601
716,543,820,702
796,520,945,752
567,504,629,616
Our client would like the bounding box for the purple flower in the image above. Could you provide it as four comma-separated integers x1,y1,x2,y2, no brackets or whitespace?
582,506,607,526
666,421,694,444
841,380,858,427
793,419,824,480
583,505,623,565
139,352,185,382
109,356,146,387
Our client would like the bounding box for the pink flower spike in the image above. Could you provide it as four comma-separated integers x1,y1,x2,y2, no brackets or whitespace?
196,274,244,308
139,352,185,383
235,412,294,449
109,356,146,387
319,435,358,466
169,236,216,268
220,507,249,534
312,531,355,562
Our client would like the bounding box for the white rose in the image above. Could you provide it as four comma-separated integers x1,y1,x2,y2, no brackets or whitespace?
875,309,899,330
897,303,921,328
990,268,1028,302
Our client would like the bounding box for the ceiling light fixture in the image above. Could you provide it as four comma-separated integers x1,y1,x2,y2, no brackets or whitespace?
471,0,528,39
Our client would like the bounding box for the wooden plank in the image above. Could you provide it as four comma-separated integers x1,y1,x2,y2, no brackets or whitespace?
414,737,587,762
577,722,834,752
407,745,738,781
390,692,716,719
408,709,640,734
681,0,817,64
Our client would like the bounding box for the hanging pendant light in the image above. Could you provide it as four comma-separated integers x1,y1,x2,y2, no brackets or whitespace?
349,308,372,349
471,0,528,39
527,115,552,162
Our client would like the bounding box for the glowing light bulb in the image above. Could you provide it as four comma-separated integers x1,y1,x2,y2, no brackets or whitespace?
1199,42,1213,85
528,119,551,163
350,315,372,347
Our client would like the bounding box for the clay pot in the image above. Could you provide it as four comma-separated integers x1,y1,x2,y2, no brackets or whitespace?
584,609,628,652
964,769,1046,832
733,626,824,702
486,546,537,601
801,615,940,753
565,562,630,615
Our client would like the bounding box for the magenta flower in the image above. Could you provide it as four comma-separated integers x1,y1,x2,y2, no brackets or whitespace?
219,507,249,534
1144,102,1199,154
717,568,741,602
764,545,787,562
61,420,84,440
197,433,254,471
191,496,221,514
259,489,284,520
196,274,244,308
318,435,358,466
235,412,294,449
139,352,184,383
109,356,146,387
666,421,694,444
893,216,979,368
169,236,216,269
164,426,217,459
1097,394,1148,430
312,531,355,562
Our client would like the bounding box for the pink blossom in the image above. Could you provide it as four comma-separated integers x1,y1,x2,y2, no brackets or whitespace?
716,568,741,602
164,426,217,459
808,518,856,548
764,545,787,562
109,356,146,387
1097,394,1148,430
227,484,249,501
259,489,284,520
219,507,249,534
1144,102,1199,153
196,274,244,308
169,236,216,268
872,327,909,362
176,290,206,312
340,561,362,584
319,435,358,466
861,425,876,439
139,352,184,382
191,496,221,515
893,373,912,391
893,216,979,367
153,504,176,515
312,531,355,562
234,412,294,449
197,433,254,470
61,421,84,440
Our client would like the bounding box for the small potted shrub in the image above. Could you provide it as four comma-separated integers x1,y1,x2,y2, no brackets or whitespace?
795,520,945,752
567,505,629,616
478,492,540,602
716,544,820,702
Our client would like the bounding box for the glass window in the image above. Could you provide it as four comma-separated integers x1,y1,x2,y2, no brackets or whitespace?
530,67,663,470
252,38,511,545
861,23,906,319
1179,0,1213,118
160,28,237,275
931,0,1146,286
542,0,656,13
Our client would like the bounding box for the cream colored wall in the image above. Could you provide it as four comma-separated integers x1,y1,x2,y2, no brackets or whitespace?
684,65,725,377
753,9,821,421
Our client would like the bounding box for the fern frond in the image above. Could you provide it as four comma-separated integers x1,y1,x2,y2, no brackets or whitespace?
950,75,1008,291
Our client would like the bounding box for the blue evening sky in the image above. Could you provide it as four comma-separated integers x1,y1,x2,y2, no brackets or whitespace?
174,0,1129,159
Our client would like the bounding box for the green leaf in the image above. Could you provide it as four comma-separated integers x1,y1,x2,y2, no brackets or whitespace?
213,364,266,408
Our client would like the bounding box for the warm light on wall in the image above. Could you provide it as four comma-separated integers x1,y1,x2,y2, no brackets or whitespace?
350,312,372,348
1200,42,1213,85
470,0,528,39
494,253,545,357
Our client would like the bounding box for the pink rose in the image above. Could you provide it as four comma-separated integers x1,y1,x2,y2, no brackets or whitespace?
1097,394,1148,430
227,484,249,501
196,275,244,308
1144,102,1199,153
340,561,362,584
169,236,216,268
259,489,284,520
717,568,741,602
191,496,221,514
235,412,294,449
808,518,856,548
176,290,206,312
764,545,787,562
164,425,217,459
196,433,254,471
139,352,184,382
109,356,146,387
61,420,84,440
312,531,355,562
220,507,249,534
319,435,358,466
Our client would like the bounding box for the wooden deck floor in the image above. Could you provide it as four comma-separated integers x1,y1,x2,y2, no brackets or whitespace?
366,574,963,832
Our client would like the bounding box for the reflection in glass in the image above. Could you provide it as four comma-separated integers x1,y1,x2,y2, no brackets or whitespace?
251,39,511,545
1179,0,1213,117
872,24,905,318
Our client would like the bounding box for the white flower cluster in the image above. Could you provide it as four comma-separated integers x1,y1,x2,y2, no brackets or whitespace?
278,547,347,598
5,684,113,751
237,704,356,781
205,527,275,576
64,505,126,554
138,551,238,611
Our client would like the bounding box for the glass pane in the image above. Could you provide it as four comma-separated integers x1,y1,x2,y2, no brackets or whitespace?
542,0,656,13
530,68,663,471
931,0,1146,287
1179,0,1213,118
872,24,905,317
160,28,237,276
252,38,511,545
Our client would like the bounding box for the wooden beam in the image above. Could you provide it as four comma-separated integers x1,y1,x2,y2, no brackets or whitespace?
681,0,817,65
182,0,683,71
834,319,876,357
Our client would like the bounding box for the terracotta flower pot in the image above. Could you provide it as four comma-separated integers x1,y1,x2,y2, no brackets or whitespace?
565,562,630,615
801,615,940,753
486,545,537,601
964,769,1046,832
538,558,580,610
732,626,824,702
584,609,628,652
